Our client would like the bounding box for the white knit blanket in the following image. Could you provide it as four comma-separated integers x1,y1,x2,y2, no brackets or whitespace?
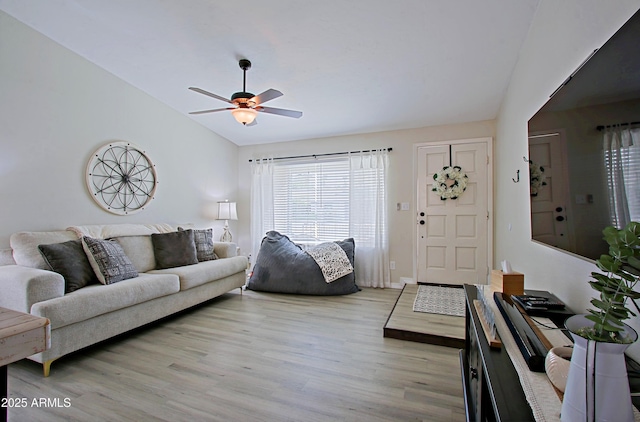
305,242,353,283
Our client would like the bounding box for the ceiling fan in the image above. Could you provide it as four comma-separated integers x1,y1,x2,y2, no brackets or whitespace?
188,59,302,126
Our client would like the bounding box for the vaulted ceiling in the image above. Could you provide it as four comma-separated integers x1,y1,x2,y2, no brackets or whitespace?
0,1,540,146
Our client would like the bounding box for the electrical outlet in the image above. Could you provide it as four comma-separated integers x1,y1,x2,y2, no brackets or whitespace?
390,261,396,270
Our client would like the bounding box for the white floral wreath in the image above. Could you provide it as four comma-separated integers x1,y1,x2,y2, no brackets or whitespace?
529,160,547,197
432,165,468,200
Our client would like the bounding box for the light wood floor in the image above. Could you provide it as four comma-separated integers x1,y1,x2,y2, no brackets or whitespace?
7,288,466,422
384,284,465,348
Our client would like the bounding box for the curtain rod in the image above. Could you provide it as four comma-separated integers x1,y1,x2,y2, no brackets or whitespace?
248,147,392,162
597,121,640,131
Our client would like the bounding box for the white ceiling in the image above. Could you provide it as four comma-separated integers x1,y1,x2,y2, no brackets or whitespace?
0,0,540,146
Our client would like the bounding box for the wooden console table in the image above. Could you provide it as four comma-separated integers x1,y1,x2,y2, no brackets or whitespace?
461,284,535,421
0,307,50,421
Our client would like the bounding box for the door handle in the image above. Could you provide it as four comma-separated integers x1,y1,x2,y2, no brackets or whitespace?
556,216,565,222
419,220,425,225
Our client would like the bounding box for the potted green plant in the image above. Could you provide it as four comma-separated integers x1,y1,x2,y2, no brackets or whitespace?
561,221,640,421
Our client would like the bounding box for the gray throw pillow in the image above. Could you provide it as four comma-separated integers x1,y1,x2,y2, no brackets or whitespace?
82,236,138,285
246,231,359,295
38,239,99,293
151,230,198,269
178,227,218,262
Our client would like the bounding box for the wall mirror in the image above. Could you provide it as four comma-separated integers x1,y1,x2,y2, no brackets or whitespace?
527,8,640,261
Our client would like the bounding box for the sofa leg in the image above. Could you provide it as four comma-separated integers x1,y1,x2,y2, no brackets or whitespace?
43,360,55,377
239,287,243,295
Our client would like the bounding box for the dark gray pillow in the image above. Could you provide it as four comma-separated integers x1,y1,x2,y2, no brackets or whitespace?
82,236,138,285
151,230,198,269
178,227,217,262
38,239,99,293
246,231,359,295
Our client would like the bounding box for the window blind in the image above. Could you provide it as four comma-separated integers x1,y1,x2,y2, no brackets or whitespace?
273,160,350,243
271,157,386,246
604,128,640,227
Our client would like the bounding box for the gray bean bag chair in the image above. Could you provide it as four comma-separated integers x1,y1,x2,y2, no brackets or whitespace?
246,231,360,295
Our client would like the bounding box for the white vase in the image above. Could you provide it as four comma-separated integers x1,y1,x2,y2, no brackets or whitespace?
561,314,637,422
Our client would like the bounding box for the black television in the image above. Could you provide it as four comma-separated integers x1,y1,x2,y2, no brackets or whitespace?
527,8,640,261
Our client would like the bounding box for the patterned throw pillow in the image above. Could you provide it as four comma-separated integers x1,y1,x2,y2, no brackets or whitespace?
178,227,218,262
81,236,138,285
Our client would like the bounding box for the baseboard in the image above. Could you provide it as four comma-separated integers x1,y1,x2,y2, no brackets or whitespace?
401,277,414,284
391,277,415,289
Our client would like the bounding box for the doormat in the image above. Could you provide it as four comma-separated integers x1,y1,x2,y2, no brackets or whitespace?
413,285,465,317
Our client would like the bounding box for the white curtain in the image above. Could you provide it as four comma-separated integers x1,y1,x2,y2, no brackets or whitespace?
250,158,274,266
603,126,640,228
249,149,391,288
349,150,390,288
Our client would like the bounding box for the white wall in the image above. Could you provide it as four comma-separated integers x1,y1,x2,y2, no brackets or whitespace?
237,121,495,284
495,0,640,357
0,11,239,248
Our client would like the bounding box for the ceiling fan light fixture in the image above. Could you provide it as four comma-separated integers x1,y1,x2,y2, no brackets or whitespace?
231,107,257,125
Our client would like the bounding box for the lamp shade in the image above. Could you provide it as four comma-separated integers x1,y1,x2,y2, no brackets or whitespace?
217,201,238,221
231,108,257,125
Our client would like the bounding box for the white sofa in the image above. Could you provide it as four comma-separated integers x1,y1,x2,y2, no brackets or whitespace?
0,223,248,376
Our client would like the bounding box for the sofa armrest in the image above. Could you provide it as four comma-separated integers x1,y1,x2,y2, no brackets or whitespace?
213,242,238,259
0,265,65,313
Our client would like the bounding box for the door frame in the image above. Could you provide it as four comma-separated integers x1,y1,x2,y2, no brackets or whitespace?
528,129,574,252
412,137,494,284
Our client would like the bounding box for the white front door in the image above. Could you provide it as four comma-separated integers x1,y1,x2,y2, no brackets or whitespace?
528,132,572,251
416,139,490,285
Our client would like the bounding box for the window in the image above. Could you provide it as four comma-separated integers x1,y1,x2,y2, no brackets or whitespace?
272,160,350,244
251,150,390,287
270,156,386,247
604,127,640,228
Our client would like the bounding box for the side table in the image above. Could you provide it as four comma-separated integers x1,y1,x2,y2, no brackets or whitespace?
0,307,50,421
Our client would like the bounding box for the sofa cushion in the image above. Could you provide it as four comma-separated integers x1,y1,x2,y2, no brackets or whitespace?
82,237,138,285
178,227,218,262
30,273,180,329
148,256,248,291
10,230,77,269
38,239,99,293
151,230,198,269
112,235,156,273
246,231,359,295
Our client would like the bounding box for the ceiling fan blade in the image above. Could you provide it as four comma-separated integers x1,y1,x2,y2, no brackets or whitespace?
189,107,235,115
251,89,283,105
188,87,233,104
256,106,302,119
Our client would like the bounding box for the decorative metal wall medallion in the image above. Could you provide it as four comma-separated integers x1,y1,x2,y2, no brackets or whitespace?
86,142,158,215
